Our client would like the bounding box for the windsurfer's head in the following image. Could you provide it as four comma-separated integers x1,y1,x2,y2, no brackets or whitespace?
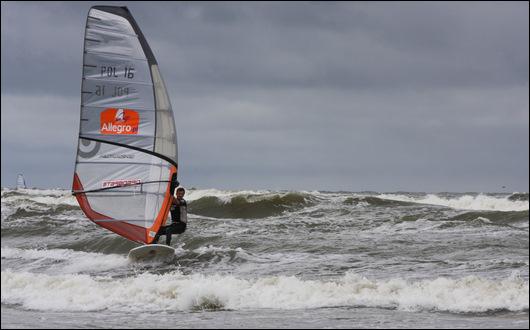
176,187,185,199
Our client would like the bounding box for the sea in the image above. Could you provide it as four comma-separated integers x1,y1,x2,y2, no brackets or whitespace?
1,187,529,329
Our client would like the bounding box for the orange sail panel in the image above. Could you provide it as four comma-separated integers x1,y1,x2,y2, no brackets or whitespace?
72,6,178,244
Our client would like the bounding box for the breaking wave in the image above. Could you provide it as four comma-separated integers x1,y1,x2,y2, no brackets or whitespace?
377,193,529,211
188,192,316,219
509,193,529,201
1,188,77,221
2,270,527,314
447,210,529,225
1,247,129,274
343,196,415,207
2,189,527,224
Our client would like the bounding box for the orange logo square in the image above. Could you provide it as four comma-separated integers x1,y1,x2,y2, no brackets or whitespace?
100,108,139,135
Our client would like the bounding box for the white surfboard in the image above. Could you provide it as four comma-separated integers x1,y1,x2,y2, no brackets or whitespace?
128,244,175,262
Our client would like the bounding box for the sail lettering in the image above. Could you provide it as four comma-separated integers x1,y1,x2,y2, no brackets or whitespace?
101,122,137,134
102,179,141,188
124,67,135,79
112,86,129,97
101,66,119,78
95,85,105,96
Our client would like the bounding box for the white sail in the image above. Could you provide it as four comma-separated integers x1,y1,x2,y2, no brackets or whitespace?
16,174,26,189
72,6,178,244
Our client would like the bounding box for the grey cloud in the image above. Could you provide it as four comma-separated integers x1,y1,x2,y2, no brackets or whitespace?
1,2,528,191
146,2,529,91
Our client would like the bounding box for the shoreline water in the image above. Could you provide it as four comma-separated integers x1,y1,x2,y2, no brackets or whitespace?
2,188,528,328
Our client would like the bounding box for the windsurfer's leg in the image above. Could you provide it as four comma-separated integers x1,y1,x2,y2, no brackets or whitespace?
165,222,186,245
152,234,160,244
165,226,172,246
153,226,166,244
174,221,186,234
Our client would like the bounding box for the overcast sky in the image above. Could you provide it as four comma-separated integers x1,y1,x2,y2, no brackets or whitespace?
1,1,528,192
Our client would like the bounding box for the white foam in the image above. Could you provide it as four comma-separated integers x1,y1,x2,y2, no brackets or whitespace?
193,245,240,254
2,270,527,313
1,247,129,274
1,187,70,197
1,188,78,208
377,194,529,211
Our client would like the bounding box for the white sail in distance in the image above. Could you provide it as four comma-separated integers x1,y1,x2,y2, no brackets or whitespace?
16,174,26,190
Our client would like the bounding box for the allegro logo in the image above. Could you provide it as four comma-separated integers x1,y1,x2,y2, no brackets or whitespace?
100,108,139,135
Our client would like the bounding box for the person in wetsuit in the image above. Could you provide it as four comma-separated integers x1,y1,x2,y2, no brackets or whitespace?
153,186,187,246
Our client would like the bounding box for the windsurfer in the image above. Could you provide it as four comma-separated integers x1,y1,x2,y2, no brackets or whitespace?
152,187,187,245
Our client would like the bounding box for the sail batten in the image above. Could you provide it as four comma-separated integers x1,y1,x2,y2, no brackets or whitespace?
72,6,177,244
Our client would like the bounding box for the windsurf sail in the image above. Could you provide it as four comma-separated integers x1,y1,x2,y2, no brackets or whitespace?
72,6,178,244
16,174,26,189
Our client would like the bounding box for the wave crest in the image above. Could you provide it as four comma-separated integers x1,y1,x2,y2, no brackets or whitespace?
188,192,316,218
344,196,414,207
377,193,529,211
448,210,529,225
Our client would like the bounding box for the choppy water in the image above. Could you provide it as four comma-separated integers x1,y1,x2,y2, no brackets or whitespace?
1,187,529,328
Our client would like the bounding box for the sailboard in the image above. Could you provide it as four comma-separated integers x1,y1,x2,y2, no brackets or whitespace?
16,174,27,190
128,244,175,262
72,6,178,246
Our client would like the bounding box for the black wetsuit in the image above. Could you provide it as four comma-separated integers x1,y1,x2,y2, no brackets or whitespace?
153,198,187,245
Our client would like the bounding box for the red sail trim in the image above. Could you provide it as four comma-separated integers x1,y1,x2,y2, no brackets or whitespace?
145,166,177,244
72,172,147,243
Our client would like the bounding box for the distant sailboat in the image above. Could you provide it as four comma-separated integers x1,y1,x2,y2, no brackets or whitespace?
16,174,26,189
72,6,178,245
